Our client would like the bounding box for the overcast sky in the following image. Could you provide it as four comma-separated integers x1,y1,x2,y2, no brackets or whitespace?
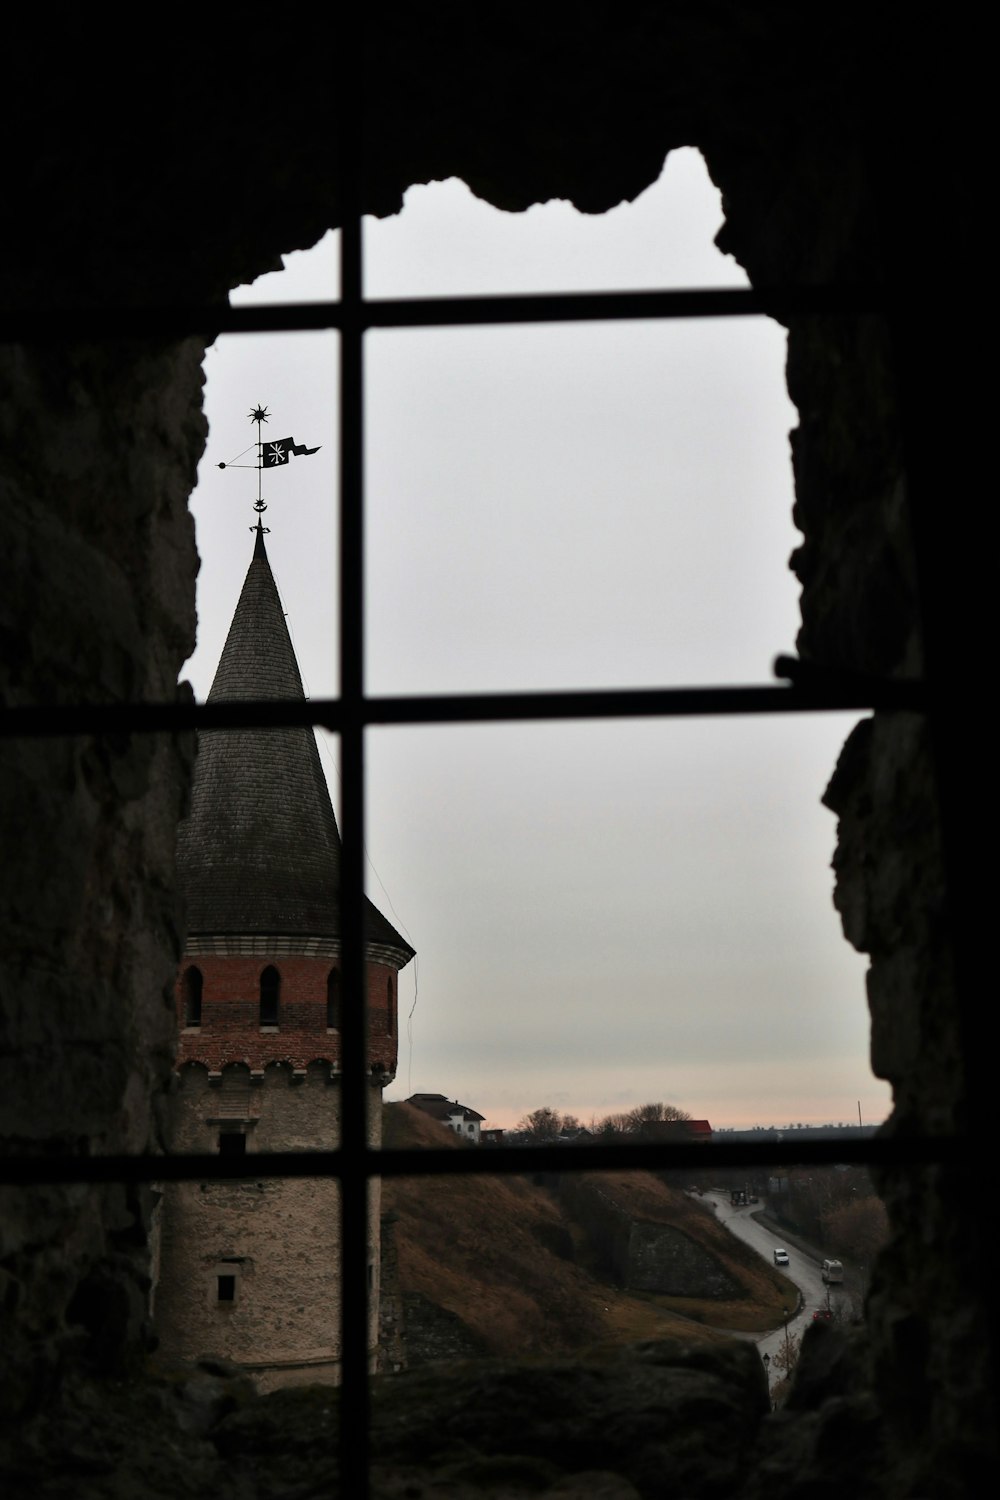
185,149,891,1132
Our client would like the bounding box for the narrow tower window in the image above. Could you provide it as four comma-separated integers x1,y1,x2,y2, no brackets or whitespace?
327,969,340,1030
386,975,394,1036
259,965,280,1027
217,1274,236,1303
182,965,203,1028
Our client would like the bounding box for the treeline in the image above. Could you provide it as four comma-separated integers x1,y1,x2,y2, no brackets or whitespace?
512,1101,690,1144
772,1165,889,1262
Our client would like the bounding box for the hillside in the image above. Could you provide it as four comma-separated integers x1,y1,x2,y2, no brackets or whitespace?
562,1169,797,1331
382,1104,793,1365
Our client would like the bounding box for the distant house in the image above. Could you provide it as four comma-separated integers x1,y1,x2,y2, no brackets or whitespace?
480,1127,505,1147
407,1093,486,1144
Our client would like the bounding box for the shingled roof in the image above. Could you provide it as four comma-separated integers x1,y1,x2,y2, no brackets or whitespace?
407,1093,486,1124
178,527,414,960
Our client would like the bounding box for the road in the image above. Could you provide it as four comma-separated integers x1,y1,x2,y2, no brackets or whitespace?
701,1190,851,1378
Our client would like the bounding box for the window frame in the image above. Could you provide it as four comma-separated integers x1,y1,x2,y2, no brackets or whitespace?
182,964,203,1029
259,964,281,1029
0,112,958,1500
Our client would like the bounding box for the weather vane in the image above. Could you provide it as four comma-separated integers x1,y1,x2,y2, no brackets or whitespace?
216,406,321,534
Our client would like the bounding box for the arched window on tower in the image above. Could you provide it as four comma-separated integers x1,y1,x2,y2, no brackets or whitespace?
182,965,203,1028
327,969,340,1030
386,975,394,1036
259,965,280,1027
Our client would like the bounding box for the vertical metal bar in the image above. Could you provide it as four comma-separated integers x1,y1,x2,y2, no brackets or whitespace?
338,52,369,1500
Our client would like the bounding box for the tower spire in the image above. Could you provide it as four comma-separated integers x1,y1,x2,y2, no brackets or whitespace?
177,529,412,957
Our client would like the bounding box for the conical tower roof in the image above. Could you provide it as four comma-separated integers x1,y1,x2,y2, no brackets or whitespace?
178,528,413,960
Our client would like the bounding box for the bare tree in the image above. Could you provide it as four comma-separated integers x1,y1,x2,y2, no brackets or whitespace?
772,1327,800,1377
625,1101,691,1130
515,1107,563,1142
824,1194,890,1262
590,1102,691,1140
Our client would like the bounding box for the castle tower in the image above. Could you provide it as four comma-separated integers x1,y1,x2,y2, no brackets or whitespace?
154,526,414,1390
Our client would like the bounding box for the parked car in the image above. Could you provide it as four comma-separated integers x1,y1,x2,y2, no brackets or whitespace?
773,1248,789,1266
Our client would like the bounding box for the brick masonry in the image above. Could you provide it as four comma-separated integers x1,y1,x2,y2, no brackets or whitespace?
175,954,399,1074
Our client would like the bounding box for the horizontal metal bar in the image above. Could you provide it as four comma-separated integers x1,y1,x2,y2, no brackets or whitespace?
0,285,890,346
363,285,888,329
366,680,924,724
0,1134,963,1185
0,677,925,740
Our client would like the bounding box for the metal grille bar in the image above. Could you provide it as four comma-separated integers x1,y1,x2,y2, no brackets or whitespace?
0,677,925,740
0,284,891,345
0,1134,963,1186
337,76,371,1497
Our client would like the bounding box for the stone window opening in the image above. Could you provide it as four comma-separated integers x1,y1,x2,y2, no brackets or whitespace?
256,176,942,1500
168,202,932,1495
211,1257,246,1307
259,964,280,1029
218,1128,247,1157
386,975,393,1036
182,965,203,1028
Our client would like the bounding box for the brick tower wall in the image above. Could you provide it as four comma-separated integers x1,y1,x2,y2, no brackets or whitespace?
175,953,400,1074
155,951,400,1389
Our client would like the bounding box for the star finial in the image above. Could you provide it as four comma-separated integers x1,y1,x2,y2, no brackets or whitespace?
249,405,270,425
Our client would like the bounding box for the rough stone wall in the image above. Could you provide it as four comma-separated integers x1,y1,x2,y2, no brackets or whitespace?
377,1212,407,1374
562,1176,743,1298
696,49,990,1487
627,1221,743,1299
0,336,204,1403
398,1293,491,1371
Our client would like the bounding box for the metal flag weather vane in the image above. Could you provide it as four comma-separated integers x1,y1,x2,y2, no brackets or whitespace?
216,405,322,533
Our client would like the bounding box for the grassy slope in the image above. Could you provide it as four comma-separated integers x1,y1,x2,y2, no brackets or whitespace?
382,1105,794,1358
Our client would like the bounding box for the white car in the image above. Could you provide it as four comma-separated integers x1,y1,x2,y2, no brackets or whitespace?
773,1248,790,1266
